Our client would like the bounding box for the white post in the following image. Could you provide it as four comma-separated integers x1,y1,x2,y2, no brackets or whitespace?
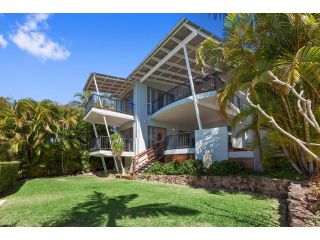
93,75,119,173
183,45,203,130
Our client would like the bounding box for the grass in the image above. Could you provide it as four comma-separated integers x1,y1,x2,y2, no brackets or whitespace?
0,176,281,227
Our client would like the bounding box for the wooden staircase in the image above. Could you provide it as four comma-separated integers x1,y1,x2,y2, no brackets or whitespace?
131,140,166,174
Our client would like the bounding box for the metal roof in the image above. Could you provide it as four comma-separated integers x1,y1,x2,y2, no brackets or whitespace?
83,18,221,96
84,73,131,98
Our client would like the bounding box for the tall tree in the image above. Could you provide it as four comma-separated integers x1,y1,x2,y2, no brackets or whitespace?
197,13,320,175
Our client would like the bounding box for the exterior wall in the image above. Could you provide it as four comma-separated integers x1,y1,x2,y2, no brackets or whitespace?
133,80,195,155
163,153,195,163
228,150,254,169
230,158,254,169
195,127,229,161
132,80,249,164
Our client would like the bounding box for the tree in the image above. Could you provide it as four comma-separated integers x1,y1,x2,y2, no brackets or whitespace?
196,13,320,175
110,132,126,175
0,96,95,177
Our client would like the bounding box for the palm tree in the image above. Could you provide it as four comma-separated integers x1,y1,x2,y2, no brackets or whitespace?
197,14,320,175
110,132,126,175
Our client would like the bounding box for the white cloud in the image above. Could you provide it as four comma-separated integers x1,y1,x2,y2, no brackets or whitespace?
10,14,70,61
0,34,8,48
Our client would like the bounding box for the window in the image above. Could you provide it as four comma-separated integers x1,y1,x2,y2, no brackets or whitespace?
147,87,165,115
148,126,167,148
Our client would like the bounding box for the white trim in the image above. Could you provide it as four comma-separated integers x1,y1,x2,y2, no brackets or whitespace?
164,148,195,155
140,31,197,83
151,90,218,119
84,107,134,122
228,151,254,158
183,23,219,43
90,150,135,157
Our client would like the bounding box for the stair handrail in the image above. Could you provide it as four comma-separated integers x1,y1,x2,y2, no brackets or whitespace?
131,140,166,173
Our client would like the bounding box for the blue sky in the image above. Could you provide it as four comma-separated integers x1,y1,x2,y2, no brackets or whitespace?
0,14,224,104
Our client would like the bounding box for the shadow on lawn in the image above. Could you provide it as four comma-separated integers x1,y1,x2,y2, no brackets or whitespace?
201,188,284,226
0,181,25,199
45,191,199,227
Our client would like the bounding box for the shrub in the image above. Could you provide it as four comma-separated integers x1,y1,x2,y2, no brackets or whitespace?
162,161,181,175
0,161,20,193
146,160,204,176
146,162,165,174
206,160,245,176
179,159,204,175
263,164,306,180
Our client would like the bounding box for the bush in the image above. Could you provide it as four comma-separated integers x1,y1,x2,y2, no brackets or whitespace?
162,161,181,175
180,159,204,175
146,162,165,174
206,160,245,176
0,161,20,193
146,160,204,176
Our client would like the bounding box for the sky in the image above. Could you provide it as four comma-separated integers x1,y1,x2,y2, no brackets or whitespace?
0,14,224,104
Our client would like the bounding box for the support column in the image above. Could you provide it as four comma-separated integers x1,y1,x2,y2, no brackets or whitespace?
92,123,108,174
93,75,119,173
183,45,202,130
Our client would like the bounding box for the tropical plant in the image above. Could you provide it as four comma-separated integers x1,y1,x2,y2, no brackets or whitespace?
196,13,320,176
110,131,126,175
0,96,97,178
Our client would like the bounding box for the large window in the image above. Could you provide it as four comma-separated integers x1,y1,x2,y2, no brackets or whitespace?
147,87,165,115
147,126,167,148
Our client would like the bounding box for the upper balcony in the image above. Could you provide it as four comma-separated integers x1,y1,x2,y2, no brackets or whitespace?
83,94,134,126
151,74,225,114
150,74,241,129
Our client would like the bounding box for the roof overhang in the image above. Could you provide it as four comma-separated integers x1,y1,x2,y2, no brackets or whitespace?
83,18,222,96
127,18,221,86
83,73,132,98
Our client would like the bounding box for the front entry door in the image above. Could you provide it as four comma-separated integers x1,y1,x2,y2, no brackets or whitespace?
148,126,167,148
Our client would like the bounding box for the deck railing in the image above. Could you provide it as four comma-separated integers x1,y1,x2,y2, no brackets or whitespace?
84,94,134,116
151,73,225,114
89,136,134,152
165,132,195,150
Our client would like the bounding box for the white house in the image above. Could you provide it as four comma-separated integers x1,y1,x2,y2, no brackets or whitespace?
82,19,256,173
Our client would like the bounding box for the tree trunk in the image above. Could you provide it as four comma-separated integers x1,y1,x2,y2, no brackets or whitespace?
246,114,264,172
119,156,126,175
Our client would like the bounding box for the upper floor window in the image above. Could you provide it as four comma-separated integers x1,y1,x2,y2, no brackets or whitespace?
147,87,165,115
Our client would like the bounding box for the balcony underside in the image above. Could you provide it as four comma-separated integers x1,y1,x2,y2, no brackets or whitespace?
151,91,238,129
84,107,134,126
90,150,135,157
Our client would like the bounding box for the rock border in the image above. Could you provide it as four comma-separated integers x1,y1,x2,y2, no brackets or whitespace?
134,174,317,227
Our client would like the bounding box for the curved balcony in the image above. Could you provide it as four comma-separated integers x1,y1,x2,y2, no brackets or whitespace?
83,94,134,126
151,73,225,114
150,74,241,129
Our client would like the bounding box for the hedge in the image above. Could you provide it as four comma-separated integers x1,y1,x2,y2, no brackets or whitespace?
0,161,20,193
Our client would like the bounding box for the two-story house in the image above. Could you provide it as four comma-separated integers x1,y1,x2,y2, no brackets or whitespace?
82,19,256,174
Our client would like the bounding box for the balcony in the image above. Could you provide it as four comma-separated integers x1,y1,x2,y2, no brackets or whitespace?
89,136,134,157
163,132,195,156
151,74,225,114
83,94,134,126
150,74,242,129
165,132,195,150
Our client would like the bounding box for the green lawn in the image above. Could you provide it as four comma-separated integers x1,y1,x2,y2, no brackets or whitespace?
0,176,281,227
